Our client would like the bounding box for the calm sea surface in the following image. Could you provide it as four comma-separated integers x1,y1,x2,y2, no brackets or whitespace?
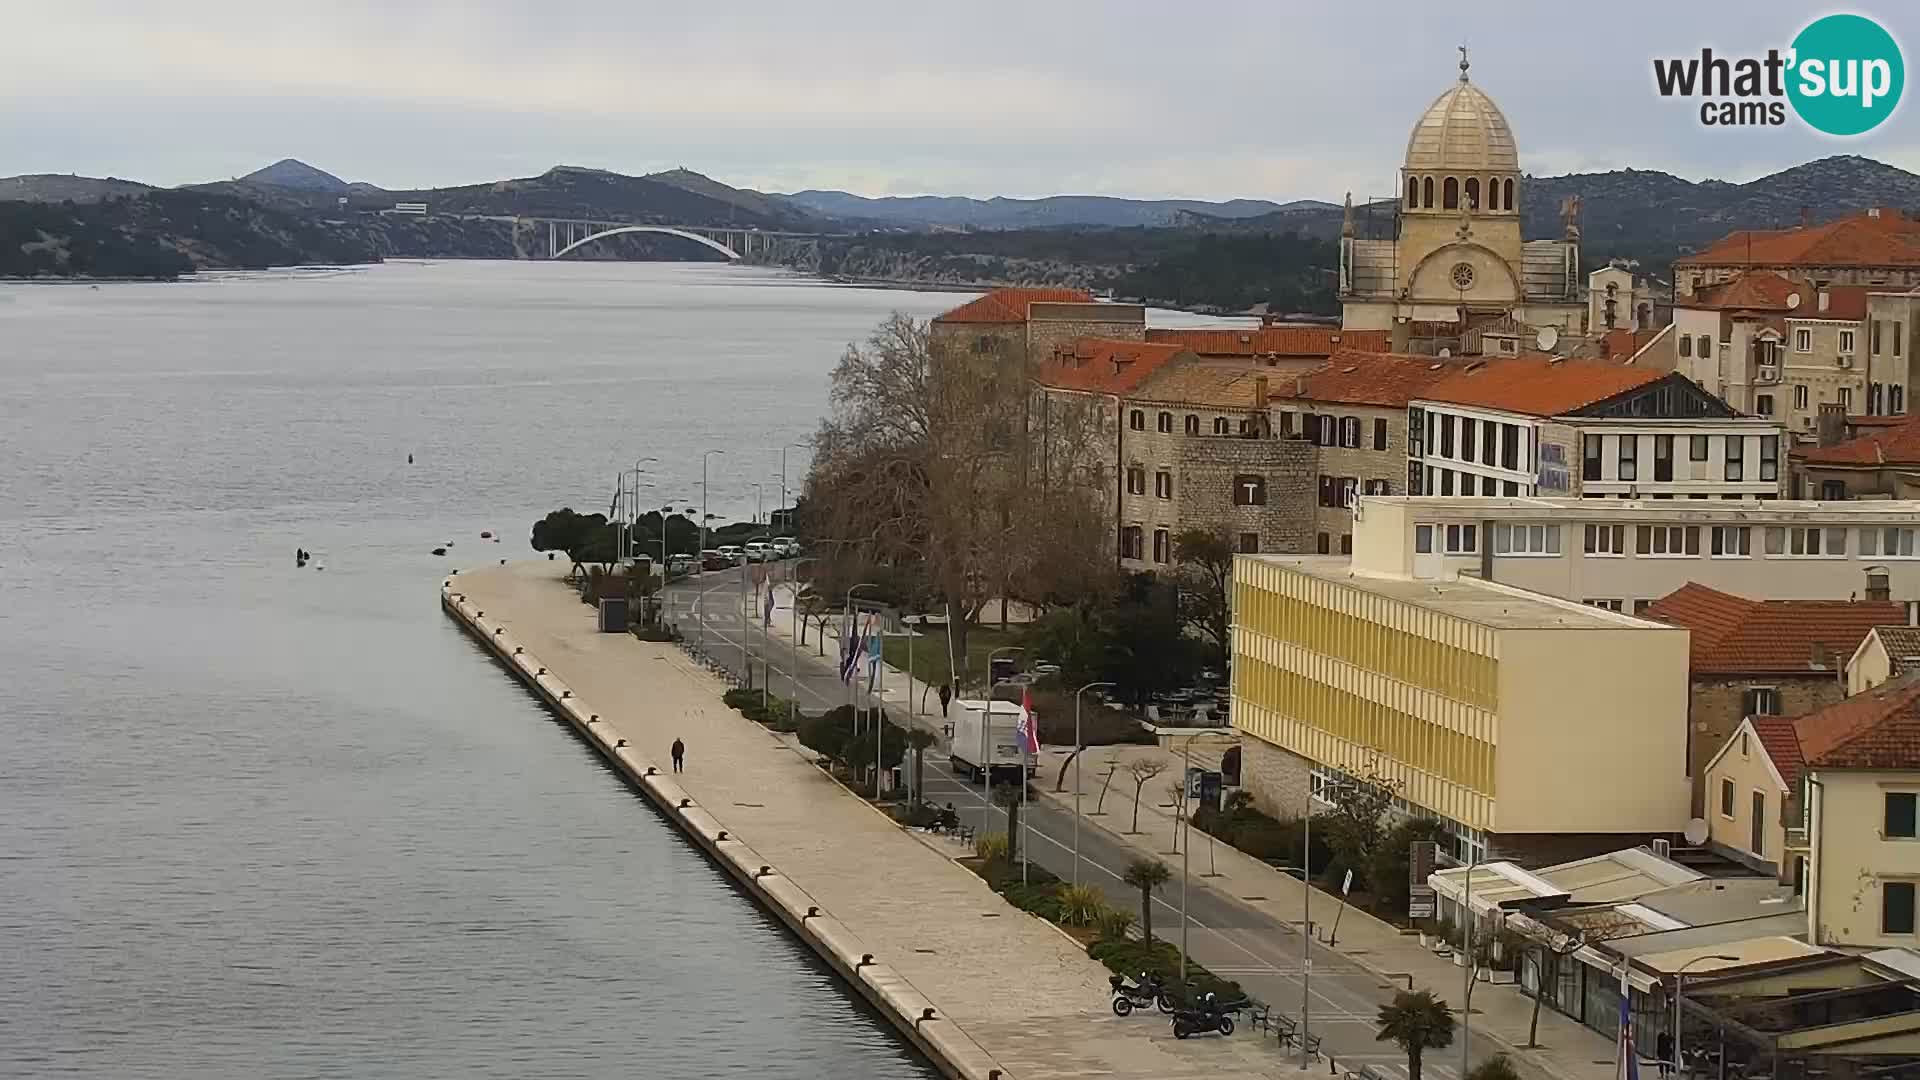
0,261,972,1079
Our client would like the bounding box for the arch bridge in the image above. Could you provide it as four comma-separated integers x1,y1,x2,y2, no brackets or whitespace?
516,217,827,261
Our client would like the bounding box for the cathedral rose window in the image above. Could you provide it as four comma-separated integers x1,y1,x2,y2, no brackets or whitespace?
1449,262,1476,289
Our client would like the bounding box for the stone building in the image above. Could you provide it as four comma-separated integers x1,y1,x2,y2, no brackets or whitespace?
1670,272,1876,429
929,287,1145,374
1793,410,1920,499
1340,51,1584,341
1144,326,1390,373
1671,207,1920,298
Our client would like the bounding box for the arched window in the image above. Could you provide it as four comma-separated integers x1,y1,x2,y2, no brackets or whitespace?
1443,177,1459,210
1484,178,1497,211
1422,176,1434,208
1464,178,1480,211
1184,414,1200,435
1502,178,1514,210
1129,409,1144,431
1407,177,1419,209
1212,417,1230,435
1157,411,1173,433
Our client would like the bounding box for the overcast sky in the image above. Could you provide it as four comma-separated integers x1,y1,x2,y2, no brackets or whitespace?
3,1,1915,202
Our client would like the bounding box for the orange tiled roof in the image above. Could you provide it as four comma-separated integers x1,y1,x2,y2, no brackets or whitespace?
1688,271,1806,312
1034,338,1185,396
1643,582,1903,676
1415,356,1663,417
1750,715,1808,790
1677,209,1920,270
1144,326,1391,357
1130,365,1267,408
1598,327,1661,362
1797,414,1920,466
1790,673,1920,771
933,287,1093,324
1275,349,1467,408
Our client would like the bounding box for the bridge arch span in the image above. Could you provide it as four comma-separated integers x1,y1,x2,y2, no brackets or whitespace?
552,225,740,261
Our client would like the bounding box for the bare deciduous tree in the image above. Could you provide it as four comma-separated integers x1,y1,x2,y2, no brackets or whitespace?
1125,755,1169,835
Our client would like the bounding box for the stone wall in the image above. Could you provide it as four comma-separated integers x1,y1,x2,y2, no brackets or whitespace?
1277,403,1413,552
1239,737,1312,821
1687,675,1847,811
1026,305,1146,368
1174,435,1315,558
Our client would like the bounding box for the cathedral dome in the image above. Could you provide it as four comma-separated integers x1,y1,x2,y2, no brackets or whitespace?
1404,62,1519,174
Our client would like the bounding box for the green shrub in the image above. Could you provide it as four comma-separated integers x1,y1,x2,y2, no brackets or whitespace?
1056,884,1107,927
974,831,1010,863
1467,1055,1521,1080
1094,907,1137,942
1087,937,1240,1004
1001,880,1065,921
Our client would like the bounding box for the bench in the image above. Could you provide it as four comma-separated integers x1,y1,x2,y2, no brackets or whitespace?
955,823,976,845
1247,999,1272,1032
1302,1034,1324,1062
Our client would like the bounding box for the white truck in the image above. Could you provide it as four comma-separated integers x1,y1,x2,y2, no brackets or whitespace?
947,699,1034,784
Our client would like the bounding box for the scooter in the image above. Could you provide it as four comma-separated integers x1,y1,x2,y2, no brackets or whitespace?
1109,971,1175,1016
1171,992,1246,1038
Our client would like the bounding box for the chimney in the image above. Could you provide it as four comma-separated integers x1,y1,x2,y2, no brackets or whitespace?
1800,205,1811,229
1817,402,1847,447
1255,374,1270,410
1908,599,1919,626
1868,572,1892,603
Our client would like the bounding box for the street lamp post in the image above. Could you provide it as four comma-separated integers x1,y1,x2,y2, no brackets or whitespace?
1071,681,1115,887
789,557,818,712
779,441,808,535
1301,776,1356,1069
1674,954,1739,1077
736,530,773,705
982,645,1024,848
699,450,724,572
1178,730,1234,985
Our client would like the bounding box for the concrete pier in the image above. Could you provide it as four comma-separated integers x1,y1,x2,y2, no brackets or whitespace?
443,563,1283,1080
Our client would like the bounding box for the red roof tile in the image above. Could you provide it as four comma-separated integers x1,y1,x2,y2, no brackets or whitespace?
1274,349,1468,407
1750,715,1808,790
1598,328,1661,361
1688,272,1807,312
1790,674,1920,771
1144,326,1391,357
1034,338,1186,396
1677,210,1920,270
933,287,1092,324
1797,414,1920,466
1643,583,1903,676
1414,356,1664,417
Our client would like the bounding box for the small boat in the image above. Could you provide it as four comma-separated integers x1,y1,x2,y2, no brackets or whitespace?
480,530,493,539
432,547,448,556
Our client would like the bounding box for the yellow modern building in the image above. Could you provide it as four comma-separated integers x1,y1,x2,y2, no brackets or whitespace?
1231,555,1691,864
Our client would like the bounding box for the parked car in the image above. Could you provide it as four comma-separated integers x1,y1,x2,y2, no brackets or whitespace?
770,537,798,558
744,541,770,562
667,555,694,575
717,545,744,565
700,549,728,571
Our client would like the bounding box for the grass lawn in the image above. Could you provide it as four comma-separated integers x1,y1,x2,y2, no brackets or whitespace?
880,625,1022,694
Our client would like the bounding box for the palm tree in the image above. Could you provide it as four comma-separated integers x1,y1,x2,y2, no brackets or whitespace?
1122,857,1172,942
904,728,936,804
1376,989,1456,1080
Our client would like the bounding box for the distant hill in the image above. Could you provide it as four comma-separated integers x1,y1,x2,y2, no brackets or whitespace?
778,190,1318,229
0,189,380,278
0,173,154,203
378,165,819,229
241,158,353,192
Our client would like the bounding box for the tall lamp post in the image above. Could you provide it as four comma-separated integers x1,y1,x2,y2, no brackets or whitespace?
737,530,773,704
846,582,878,726
1673,954,1739,1077
1301,776,1356,1069
1178,730,1235,984
699,450,725,572
788,557,818,709
1070,681,1115,887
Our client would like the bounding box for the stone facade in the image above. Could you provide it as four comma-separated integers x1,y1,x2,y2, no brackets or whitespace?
1238,737,1312,821
1274,403,1410,553
1685,676,1849,812
1026,303,1146,367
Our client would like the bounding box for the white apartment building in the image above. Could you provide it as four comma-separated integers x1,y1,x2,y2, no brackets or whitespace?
1350,496,1920,610
1408,359,1786,501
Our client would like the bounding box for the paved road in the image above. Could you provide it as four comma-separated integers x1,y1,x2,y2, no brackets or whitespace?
666,574,1531,1080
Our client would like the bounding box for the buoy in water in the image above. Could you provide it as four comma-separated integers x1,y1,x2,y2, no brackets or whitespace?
407,453,414,464
480,530,493,539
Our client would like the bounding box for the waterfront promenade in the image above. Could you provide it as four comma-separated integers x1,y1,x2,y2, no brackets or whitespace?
447,561,1342,1079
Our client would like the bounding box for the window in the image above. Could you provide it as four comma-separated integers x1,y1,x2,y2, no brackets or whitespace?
1633,599,1653,616
1618,435,1638,481
1897,384,1909,415
1494,523,1562,555
1157,411,1173,433
1440,470,1454,495
1422,176,1433,208
1238,532,1259,554
1407,408,1424,456
1725,436,1744,481
1654,435,1674,481
1481,476,1497,495
1885,882,1916,936
1129,409,1145,431
1213,417,1230,435
1751,791,1766,855
1585,598,1624,612
1873,319,1884,354
1720,778,1737,818
1465,176,1480,209
1317,531,1331,554
1839,386,1853,411
1363,479,1392,496
1185,414,1200,435
1637,525,1701,556
1888,792,1918,839
1443,523,1478,554
1883,528,1919,556
1482,420,1496,464
1501,425,1519,470
1872,383,1885,415
1794,384,1810,410
1898,321,1906,357
1373,417,1389,451
1583,434,1603,481
1690,435,1710,462
1711,525,1751,556
1503,481,1519,496
1840,329,1856,353
1680,335,1693,358
1461,418,1477,462
1584,523,1626,555
1154,470,1173,499
1699,335,1713,359
1232,474,1267,506
1340,416,1362,449
1341,477,1358,507
1822,479,1847,500
1756,393,1775,417
1770,526,1843,557
1120,526,1144,560
1503,178,1513,210
1795,327,1812,352
1406,177,1419,209
1415,524,1434,554
1317,475,1352,508
1443,176,1459,210
1760,435,1778,482
1316,415,1337,445
1439,414,1454,458
1152,528,1170,564
1125,466,1146,495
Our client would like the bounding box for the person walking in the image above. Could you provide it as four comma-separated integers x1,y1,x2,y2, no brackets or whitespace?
1656,1029,1675,1078
937,682,951,717
670,738,685,773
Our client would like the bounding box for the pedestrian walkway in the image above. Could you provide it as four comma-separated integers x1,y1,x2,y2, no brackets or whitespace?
741,583,1625,1080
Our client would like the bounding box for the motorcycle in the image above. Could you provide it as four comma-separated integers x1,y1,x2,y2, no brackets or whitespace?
1108,971,1175,1017
1171,992,1247,1039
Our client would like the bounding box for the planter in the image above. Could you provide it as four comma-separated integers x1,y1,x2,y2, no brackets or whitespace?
1418,933,1431,947
1452,952,1467,967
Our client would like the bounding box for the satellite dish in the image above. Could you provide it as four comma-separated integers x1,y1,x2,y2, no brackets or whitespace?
1786,292,1802,310
1536,326,1560,351
1683,817,1709,845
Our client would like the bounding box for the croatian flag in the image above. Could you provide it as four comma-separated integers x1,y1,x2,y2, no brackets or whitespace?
1616,967,1640,1080
866,615,883,687
1015,687,1039,756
